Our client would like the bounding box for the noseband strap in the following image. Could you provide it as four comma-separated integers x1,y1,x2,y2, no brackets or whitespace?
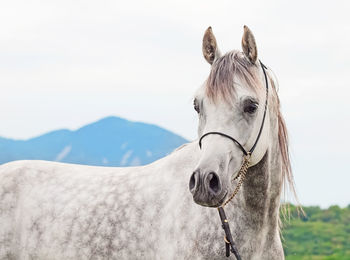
199,132,248,156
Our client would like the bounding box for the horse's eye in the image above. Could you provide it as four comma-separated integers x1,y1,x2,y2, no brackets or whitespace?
194,100,200,113
243,100,258,114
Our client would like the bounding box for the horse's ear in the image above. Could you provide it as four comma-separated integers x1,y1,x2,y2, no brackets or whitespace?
202,27,220,65
241,25,258,64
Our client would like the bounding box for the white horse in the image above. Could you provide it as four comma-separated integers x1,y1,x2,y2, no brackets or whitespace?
0,26,295,260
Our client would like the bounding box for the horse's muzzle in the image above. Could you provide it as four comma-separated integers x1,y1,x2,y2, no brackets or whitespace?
189,169,226,207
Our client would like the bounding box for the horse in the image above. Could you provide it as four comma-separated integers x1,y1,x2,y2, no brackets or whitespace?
0,25,295,260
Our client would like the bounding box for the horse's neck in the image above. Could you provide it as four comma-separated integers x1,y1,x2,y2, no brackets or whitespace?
241,149,282,228
227,116,283,248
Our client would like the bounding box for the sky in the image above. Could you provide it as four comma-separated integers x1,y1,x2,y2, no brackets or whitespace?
0,0,349,208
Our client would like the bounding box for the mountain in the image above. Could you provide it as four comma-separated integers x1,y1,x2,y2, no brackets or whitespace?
0,116,188,167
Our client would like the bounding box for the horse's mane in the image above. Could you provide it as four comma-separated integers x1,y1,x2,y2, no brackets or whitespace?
205,51,297,204
272,77,298,204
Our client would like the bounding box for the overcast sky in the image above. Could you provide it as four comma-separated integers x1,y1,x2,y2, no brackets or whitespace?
0,0,349,207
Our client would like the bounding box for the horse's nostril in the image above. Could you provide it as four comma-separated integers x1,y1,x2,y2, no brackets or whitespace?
208,172,220,193
189,171,198,191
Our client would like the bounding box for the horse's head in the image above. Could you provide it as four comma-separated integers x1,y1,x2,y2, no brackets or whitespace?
189,26,271,207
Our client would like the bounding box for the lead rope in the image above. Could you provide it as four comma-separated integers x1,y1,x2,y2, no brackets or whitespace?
217,153,250,259
222,153,251,207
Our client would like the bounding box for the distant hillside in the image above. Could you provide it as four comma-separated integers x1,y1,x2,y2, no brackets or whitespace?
282,204,350,260
0,116,188,166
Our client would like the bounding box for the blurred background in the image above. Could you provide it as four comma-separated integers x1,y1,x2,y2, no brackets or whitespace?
1,1,350,257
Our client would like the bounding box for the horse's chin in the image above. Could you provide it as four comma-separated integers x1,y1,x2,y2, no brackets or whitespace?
192,190,228,208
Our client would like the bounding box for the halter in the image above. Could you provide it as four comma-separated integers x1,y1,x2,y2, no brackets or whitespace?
198,60,269,259
199,60,269,157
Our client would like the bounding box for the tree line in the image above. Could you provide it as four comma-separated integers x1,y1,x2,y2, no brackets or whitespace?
282,204,350,260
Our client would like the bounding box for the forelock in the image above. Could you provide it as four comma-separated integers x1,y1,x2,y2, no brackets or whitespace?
205,51,261,103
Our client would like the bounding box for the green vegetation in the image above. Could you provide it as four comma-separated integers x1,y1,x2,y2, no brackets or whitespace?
282,204,350,260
